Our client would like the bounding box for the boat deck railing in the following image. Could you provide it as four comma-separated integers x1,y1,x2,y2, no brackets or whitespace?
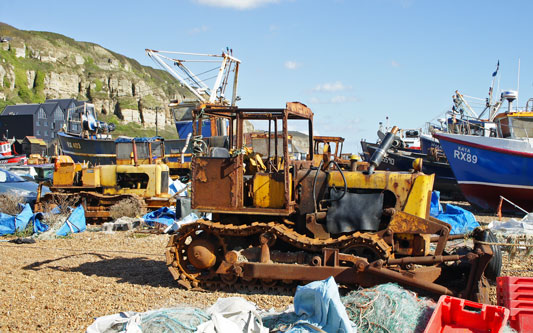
444,115,533,140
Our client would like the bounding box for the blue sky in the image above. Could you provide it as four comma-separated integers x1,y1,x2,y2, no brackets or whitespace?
2,0,533,154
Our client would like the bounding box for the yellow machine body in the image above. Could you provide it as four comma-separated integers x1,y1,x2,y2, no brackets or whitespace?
52,162,170,199
328,170,434,219
253,172,292,208
82,167,101,187
52,156,83,186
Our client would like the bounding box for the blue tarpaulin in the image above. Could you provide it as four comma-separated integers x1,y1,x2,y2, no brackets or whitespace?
32,213,49,234
430,191,480,234
430,191,443,216
0,212,16,236
0,204,49,235
176,121,212,139
15,204,34,231
290,276,355,333
142,207,176,227
56,205,86,236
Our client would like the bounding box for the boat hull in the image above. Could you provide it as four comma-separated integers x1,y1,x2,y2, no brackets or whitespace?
58,132,229,165
435,133,533,212
420,134,441,155
0,155,27,165
58,132,116,165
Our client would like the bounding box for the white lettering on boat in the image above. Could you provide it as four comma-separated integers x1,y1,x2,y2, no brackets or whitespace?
66,142,81,149
383,156,395,166
453,148,477,164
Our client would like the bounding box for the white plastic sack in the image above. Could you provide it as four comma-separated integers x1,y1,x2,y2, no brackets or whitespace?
86,312,142,333
169,177,189,196
489,213,533,235
164,212,199,234
197,297,268,333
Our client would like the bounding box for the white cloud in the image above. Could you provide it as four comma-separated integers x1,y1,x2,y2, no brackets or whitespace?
194,0,280,10
284,61,301,70
313,81,351,92
188,25,209,35
391,60,400,67
330,95,357,103
309,95,357,104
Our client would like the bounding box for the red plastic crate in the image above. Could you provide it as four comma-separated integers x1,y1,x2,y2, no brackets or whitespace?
424,295,509,333
508,307,533,332
508,300,533,310
497,277,533,307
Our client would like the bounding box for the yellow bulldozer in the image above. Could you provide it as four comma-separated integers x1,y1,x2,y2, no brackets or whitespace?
165,102,497,302
36,137,173,222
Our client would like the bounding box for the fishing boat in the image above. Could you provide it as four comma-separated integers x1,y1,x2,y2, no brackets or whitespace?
376,119,422,150
435,91,533,212
57,101,117,165
0,139,27,165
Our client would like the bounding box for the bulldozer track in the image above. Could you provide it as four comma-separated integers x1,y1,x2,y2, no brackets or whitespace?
166,219,392,292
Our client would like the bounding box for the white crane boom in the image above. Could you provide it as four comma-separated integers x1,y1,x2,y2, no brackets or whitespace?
146,49,241,106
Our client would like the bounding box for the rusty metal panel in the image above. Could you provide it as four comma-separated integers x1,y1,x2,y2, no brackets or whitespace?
192,157,239,209
295,169,328,215
286,102,313,119
242,262,353,282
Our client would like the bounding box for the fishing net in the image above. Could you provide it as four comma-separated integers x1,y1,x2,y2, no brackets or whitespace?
502,325,517,333
493,233,533,259
34,215,67,240
341,283,435,333
139,307,210,333
262,309,302,332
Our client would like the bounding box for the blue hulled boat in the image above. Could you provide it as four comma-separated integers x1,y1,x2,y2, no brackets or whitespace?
435,91,533,212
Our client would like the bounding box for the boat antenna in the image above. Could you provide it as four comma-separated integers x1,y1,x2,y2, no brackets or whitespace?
480,61,504,120
517,58,521,111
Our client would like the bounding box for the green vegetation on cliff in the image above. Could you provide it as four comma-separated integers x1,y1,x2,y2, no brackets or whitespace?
0,22,195,120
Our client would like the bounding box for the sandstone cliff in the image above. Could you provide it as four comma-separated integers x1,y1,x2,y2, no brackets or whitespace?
0,22,195,129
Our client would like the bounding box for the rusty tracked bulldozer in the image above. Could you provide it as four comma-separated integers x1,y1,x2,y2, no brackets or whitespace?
36,137,173,222
166,102,495,302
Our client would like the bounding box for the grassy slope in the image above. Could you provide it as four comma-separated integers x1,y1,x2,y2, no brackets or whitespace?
100,113,179,139
0,22,194,112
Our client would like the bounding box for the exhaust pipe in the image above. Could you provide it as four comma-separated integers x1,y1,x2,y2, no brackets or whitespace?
367,126,399,175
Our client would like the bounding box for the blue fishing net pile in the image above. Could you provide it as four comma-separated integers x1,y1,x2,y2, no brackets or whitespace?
341,283,435,333
140,307,210,333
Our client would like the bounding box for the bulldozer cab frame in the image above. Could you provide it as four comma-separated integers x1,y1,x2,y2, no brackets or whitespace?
115,137,165,166
245,132,295,159
190,102,314,216
314,136,344,157
313,136,354,169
